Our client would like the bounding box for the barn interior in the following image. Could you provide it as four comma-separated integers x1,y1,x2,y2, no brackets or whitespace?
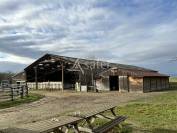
25,54,81,89
25,54,101,90
109,76,119,91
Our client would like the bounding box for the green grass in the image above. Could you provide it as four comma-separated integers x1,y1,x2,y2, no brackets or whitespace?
169,77,177,82
117,90,177,133
93,119,132,133
0,93,44,109
94,81,177,132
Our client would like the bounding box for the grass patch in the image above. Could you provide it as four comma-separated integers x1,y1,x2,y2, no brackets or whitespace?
169,77,177,82
117,90,177,133
0,93,44,109
169,77,177,90
92,118,132,133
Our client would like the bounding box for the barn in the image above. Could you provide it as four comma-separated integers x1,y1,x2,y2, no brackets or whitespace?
24,54,169,93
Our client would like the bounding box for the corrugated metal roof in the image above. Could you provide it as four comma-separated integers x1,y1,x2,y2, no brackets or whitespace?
48,54,157,72
99,67,169,77
25,54,168,77
134,71,169,77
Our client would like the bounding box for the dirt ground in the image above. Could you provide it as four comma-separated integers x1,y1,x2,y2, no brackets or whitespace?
0,90,165,129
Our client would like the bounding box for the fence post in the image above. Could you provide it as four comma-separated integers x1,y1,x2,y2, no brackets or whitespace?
26,85,29,97
20,86,24,99
11,87,14,101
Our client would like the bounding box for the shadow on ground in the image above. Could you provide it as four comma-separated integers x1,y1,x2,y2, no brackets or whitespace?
117,123,177,133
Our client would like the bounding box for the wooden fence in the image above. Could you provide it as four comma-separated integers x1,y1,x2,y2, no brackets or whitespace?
0,85,28,102
170,82,177,89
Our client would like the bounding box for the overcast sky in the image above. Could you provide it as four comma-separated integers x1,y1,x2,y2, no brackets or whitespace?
0,0,177,75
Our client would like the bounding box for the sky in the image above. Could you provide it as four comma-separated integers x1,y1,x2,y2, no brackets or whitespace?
0,0,177,75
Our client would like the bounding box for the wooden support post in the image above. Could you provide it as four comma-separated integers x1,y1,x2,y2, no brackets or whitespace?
79,72,81,91
53,127,64,133
26,84,29,97
34,66,38,90
91,70,94,92
111,107,117,117
61,63,64,91
149,78,151,92
24,71,29,97
21,86,24,99
73,124,80,133
86,118,94,130
11,87,14,101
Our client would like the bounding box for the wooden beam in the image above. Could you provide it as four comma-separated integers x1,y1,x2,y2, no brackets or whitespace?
78,126,92,133
24,71,29,96
91,70,94,92
34,66,38,90
61,63,64,91
96,114,114,120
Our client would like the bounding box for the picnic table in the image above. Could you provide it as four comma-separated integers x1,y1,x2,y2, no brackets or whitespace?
0,104,127,133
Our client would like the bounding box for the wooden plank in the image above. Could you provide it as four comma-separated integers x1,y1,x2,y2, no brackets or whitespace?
0,96,11,99
34,66,38,90
61,63,64,91
93,116,127,133
16,116,82,133
69,105,117,121
0,93,10,97
78,126,93,133
1,105,121,133
96,114,115,120
0,128,38,133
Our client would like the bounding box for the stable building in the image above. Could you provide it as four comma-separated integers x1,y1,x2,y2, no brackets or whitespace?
12,71,26,85
24,54,169,93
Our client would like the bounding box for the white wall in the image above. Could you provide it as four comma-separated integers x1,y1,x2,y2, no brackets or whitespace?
96,77,110,91
27,82,62,90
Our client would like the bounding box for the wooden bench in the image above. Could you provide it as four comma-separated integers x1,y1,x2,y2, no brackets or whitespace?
0,105,127,133
93,116,127,133
0,128,38,133
0,116,82,133
69,105,127,133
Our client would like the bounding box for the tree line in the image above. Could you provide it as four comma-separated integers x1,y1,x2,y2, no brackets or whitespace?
0,72,15,83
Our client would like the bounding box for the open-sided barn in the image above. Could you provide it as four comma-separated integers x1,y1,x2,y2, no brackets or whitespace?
24,54,169,93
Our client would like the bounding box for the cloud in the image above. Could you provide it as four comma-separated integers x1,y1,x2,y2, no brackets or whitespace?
0,52,34,64
0,61,26,72
0,0,177,75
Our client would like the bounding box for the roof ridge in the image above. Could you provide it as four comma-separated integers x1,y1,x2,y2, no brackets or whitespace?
47,53,157,72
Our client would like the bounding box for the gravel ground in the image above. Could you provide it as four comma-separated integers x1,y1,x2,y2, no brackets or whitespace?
0,90,164,129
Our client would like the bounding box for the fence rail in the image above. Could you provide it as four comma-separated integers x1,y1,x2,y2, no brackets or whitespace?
0,85,28,102
170,82,177,88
